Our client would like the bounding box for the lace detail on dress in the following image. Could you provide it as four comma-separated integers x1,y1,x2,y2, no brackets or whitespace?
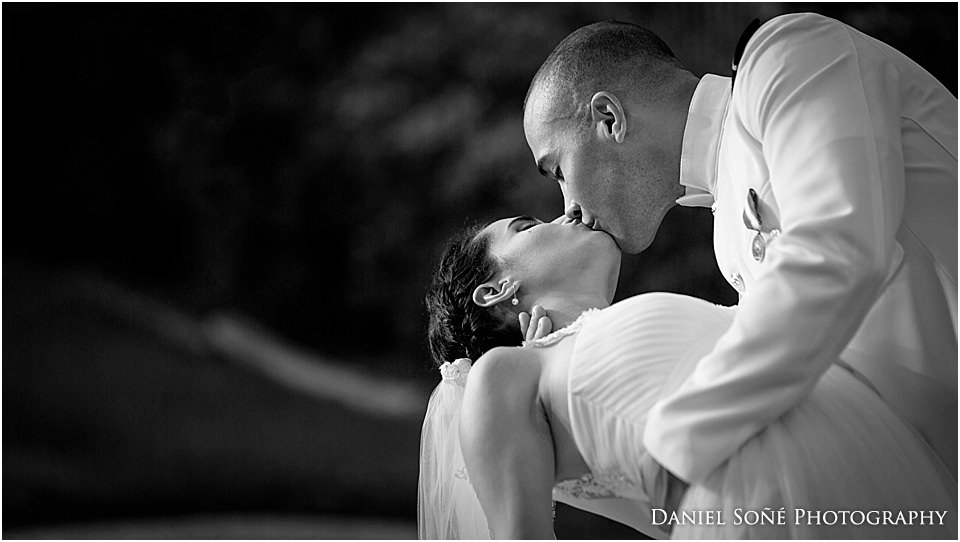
552,468,636,500
523,308,600,348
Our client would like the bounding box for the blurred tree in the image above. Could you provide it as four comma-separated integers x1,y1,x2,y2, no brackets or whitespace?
4,3,956,383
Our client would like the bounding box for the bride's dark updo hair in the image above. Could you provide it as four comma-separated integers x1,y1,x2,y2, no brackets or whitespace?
425,224,521,367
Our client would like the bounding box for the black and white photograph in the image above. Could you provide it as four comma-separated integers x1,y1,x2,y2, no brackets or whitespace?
3,2,957,540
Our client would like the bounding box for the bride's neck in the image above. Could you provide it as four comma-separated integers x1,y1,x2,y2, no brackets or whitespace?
527,293,610,331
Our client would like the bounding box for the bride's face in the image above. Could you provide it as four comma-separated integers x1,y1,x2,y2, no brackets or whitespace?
480,215,621,297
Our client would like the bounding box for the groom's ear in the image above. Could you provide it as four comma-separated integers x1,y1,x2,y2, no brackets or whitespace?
472,279,518,308
590,91,626,143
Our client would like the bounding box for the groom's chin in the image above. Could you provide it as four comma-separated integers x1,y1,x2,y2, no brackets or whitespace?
615,227,658,254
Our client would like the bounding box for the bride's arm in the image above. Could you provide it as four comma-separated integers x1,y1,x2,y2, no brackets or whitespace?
460,347,556,539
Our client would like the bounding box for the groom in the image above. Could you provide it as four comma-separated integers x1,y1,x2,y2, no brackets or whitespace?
522,13,958,510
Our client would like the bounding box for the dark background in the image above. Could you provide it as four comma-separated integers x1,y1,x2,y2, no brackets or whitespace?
3,3,956,538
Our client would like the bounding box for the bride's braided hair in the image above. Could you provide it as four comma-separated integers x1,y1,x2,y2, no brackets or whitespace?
425,224,520,367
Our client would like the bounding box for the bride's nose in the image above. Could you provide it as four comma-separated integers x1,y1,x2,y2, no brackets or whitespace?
564,201,596,228
564,201,583,222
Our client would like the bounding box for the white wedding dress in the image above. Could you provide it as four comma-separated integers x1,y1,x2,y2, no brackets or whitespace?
550,293,956,539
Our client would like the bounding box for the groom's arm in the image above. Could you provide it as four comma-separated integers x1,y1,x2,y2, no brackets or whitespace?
643,13,905,483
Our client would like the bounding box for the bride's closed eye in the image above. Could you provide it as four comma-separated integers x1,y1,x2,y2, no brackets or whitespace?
510,216,541,232
521,218,544,231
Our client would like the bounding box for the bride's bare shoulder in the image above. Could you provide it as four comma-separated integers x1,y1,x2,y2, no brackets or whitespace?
462,347,542,410
473,346,541,380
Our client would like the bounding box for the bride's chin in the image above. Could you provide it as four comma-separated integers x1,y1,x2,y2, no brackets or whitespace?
593,230,622,256
585,238,621,277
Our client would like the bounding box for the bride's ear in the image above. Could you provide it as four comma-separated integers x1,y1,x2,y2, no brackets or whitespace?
472,279,519,308
590,91,626,143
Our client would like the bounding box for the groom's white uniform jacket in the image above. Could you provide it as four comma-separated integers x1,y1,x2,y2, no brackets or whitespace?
644,12,958,484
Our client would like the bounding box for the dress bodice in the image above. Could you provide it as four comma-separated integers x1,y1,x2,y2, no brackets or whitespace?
550,294,736,504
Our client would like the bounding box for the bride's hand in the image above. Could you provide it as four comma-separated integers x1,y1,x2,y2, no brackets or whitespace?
519,305,553,342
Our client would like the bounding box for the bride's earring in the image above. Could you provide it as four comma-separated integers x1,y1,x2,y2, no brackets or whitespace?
511,292,520,306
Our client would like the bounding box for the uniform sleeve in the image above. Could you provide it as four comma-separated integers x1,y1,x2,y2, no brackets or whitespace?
643,13,906,483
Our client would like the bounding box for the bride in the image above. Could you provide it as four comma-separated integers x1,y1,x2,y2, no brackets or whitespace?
419,215,956,539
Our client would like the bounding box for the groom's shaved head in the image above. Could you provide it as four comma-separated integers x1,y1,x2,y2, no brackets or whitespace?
525,21,686,136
